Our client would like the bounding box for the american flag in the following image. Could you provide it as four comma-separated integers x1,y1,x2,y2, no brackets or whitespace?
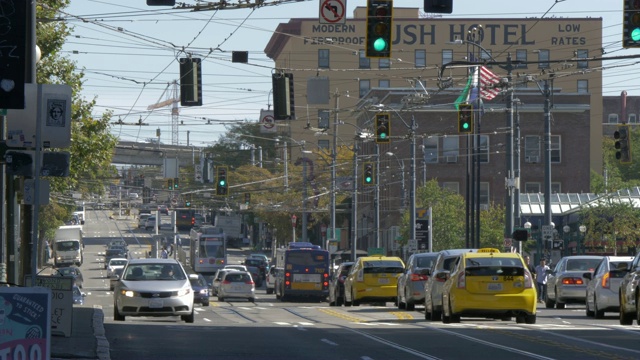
476,66,501,100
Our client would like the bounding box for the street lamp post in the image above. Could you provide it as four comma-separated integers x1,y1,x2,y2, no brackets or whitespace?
563,225,570,257
291,214,297,243
579,225,587,255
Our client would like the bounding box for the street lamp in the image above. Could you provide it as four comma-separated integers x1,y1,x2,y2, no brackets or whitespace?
563,225,570,257
291,214,297,243
386,152,406,209
579,225,587,255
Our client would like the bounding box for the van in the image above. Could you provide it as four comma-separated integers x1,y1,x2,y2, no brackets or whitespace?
343,255,404,306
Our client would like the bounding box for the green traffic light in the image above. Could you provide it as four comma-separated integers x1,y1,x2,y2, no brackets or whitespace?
373,38,387,52
632,27,640,41
365,176,372,183
219,180,226,186
462,123,470,130
380,132,387,139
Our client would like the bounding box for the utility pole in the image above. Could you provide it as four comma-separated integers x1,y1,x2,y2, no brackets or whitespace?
504,53,515,249
410,115,417,246
375,144,380,248
330,90,339,250
543,79,552,227
351,142,359,262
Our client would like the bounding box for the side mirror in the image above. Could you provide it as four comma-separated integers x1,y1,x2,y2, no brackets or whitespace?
436,270,449,280
583,272,592,280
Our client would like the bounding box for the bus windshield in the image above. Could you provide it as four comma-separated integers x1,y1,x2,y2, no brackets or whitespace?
286,251,327,267
199,239,224,258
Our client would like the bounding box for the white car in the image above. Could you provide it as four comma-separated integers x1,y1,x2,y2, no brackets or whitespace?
265,266,276,295
211,268,240,296
107,258,128,278
217,270,255,302
144,216,157,230
138,214,151,228
113,258,194,323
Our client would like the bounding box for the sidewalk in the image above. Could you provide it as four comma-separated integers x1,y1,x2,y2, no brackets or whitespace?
51,306,110,360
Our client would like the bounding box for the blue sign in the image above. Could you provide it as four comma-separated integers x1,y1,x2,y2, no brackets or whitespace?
0,287,51,360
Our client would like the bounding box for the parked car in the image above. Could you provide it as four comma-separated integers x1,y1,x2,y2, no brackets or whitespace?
113,258,194,323
584,256,633,318
441,249,536,324
545,255,604,309
619,252,640,325
57,266,84,289
343,256,404,306
328,261,354,306
265,266,277,295
138,214,151,228
217,270,255,302
109,267,124,290
189,273,211,306
72,285,86,305
424,249,480,321
396,252,438,310
212,268,241,296
144,216,157,230
107,258,128,278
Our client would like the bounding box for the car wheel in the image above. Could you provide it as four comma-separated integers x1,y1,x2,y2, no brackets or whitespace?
585,299,594,317
594,297,604,319
500,315,512,321
114,303,125,321
449,301,460,323
431,309,442,322
397,293,406,310
544,289,555,309
352,290,360,306
337,293,344,307
636,292,640,325
516,315,526,324
182,309,195,323
525,314,537,324
441,297,451,324
203,300,209,307
218,296,224,302
249,297,255,303
620,292,634,325
424,307,431,321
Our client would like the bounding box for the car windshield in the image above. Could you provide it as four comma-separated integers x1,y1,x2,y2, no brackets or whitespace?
59,268,77,276
55,241,80,251
123,263,186,281
189,277,206,287
362,260,404,274
110,260,127,266
565,258,601,271
464,257,524,276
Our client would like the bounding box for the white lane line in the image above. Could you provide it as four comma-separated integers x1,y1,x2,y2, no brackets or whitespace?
321,339,338,346
203,318,211,322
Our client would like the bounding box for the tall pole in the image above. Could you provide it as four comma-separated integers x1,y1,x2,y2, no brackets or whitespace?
410,115,417,246
504,53,515,248
330,90,338,249
514,99,522,253
283,142,289,190
302,160,308,243
375,144,380,248
543,80,552,227
351,142,359,262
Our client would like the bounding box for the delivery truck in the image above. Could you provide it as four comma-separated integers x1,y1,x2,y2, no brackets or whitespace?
53,225,84,267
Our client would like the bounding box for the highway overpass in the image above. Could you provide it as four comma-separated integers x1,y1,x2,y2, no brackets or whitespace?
113,141,204,166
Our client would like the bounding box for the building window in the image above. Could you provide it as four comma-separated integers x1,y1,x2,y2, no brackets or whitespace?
442,136,459,162
477,135,489,163
318,49,330,68
629,113,637,124
379,58,390,69
442,49,453,65
318,140,329,150
359,50,370,69
442,182,459,194
415,49,426,68
608,114,619,123
577,80,588,93
359,79,370,98
423,137,438,164
524,183,541,193
552,182,561,194
480,182,489,209
537,49,550,69
516,49,527,69
551,135,561,163
318,109,330,129
524,136,541,163
577,49,588,69
378,79,390,88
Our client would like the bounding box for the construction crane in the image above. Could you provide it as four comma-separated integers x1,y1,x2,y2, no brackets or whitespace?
148,80,180,145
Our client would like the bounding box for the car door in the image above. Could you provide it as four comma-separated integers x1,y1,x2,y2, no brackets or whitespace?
547,258,565,301
398,255,414,302
585,259,603,310
621,254,640,312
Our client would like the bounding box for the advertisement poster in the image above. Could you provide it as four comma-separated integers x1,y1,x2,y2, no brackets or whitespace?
0,287,51,360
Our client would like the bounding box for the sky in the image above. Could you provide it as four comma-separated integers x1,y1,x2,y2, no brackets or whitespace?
59,0,636,148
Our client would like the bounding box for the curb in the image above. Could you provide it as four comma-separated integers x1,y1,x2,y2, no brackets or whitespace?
93,306,111,360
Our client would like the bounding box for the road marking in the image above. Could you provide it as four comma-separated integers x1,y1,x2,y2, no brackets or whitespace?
321,338,338,346
203,318,211,322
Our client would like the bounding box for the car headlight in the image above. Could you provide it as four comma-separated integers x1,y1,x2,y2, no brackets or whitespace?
199,289,208,295
120,290,137,297
176,288,191,297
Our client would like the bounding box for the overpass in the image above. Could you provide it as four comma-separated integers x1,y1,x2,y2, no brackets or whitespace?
112,141,204,166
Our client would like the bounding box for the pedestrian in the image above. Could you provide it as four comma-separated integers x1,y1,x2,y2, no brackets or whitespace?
160,247,168,259
524,255,536,279
535,258,550,303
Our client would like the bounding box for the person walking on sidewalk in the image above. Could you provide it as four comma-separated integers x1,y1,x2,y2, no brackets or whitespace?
535,259,550,303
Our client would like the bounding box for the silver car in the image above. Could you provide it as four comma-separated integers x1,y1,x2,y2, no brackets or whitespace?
545,255,603,309
211,268,240,296
396,252,438,311
424,249,479,321
217,271,255,302
113,258,194,323
584,256,633,318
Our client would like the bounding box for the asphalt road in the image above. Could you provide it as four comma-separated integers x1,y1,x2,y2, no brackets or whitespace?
78,209,640,360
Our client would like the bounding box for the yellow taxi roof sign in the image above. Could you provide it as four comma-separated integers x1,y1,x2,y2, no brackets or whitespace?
477,248,501,253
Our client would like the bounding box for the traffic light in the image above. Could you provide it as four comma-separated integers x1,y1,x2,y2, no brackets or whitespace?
173,177,179,190
244,192,251,205
375,112,390,143
424,0,452,14
614,125,632,164
167,178,173,190
185,195,191,207
216,167,228,196
179,57,202,106
623,0,640,48
458,104,474,133
272,72,295,120
363,163,375,185
366,0,393,58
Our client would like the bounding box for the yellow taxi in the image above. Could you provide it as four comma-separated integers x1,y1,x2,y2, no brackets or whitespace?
343,255,405,306
441,248,537,324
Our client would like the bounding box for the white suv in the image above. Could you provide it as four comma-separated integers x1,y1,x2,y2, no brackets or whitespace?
265,266,276,294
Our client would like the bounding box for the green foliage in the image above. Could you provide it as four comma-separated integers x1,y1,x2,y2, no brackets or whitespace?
578,197,640,251
479,203,507,249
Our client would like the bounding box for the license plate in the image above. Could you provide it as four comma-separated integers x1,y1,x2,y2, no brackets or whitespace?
378,278,390,284
487,283,503,291
296,274,319,283
231,286,243,292
149,299,163,308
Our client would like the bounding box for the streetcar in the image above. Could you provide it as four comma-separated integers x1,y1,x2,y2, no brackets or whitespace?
189,225,227,276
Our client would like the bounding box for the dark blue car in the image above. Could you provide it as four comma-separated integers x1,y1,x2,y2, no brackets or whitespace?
189,274,210,306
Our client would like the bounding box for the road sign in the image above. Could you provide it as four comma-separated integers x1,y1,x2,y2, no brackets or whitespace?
171,197,178,206
542,225,554,239
260,109,276,133
320,0,346,24
407,239,417,251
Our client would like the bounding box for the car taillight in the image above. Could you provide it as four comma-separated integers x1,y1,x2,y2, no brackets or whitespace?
457,273,466,289
222,280,231,284
601,272,610,289
411,274,428,282
562,277,584,285
246,280,254,285
524,270,533,288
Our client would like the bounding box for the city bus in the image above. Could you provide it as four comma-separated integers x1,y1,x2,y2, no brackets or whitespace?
189,225,227,276
274,242,330,301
